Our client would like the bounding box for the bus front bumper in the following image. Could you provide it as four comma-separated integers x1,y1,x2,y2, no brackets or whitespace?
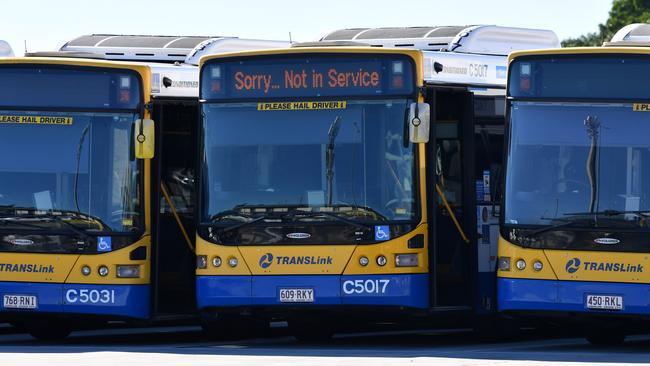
0,282,149,319
197,274,429,310
498,277,650,316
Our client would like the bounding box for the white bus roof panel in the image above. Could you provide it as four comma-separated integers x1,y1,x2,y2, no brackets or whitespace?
0,40,13,57
423,51,507,88
61,35,217,62
149,63,198,98
321,25,559,56
606,23,650,46
185,38,290,65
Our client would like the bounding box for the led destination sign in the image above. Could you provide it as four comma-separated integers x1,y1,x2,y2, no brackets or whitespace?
201,55,415,100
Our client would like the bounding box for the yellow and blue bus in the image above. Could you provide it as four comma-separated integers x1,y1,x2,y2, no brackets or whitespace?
0,35,286,339
498,23,650,345
195,26,558,339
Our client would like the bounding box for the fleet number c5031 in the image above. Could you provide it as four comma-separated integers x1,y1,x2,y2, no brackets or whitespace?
65,289,115,304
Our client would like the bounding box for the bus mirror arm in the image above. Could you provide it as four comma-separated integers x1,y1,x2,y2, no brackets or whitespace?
134,119,155,159
408,102,430,144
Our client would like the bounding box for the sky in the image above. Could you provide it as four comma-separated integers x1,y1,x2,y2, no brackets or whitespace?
3,0,613,56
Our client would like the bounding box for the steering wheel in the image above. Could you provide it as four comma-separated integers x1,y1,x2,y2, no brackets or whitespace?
384,198,413,213
553,178,590,193
110,210,140,226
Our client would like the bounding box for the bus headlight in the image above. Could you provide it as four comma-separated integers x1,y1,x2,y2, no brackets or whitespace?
212,256,222,267
359,256,369,266
116,265,140,278
228,257,238,267
98,265,109,277
376,255,387,266
515,259,526,271
197,255,207,269
395,254,418,267
498,257,511,271
81,265,91,276
533,261,543,272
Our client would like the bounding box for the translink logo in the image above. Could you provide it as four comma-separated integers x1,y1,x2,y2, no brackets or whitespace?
565,258,580,274
258,253,333,268
259,253,274,269
0,263,54,273
565,257,643,273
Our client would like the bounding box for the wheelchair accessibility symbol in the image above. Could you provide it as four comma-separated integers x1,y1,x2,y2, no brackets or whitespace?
97,236,112,252
374,226,390,241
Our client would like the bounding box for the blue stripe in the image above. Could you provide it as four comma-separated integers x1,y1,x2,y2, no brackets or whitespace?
197,274,429,309
0,282,149,319
499,277,650,315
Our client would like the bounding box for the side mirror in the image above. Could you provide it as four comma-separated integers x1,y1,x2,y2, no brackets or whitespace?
134,119,155,159
408,102,430,143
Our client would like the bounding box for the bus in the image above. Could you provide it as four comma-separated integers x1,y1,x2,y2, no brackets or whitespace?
0,34,286,340
498,23,650,345
195,26,559,339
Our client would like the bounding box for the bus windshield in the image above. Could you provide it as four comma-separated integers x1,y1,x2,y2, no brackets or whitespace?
505,102,650,230
0,110,141,234
201,99,416,227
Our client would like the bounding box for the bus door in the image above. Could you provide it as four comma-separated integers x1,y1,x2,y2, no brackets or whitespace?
426,87,477,308
473,94,505,314
151,100,198,315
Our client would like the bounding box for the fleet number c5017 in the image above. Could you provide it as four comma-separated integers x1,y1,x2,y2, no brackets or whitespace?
342,279,390,294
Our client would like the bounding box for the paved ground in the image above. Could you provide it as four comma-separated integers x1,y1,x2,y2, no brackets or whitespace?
0,325,649,366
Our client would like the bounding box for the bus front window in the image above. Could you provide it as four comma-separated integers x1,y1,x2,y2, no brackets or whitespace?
0,111,141,234
201,99,416,237
505,102,650,233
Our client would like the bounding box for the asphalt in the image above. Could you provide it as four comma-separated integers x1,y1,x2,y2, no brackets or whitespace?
0,325,649,365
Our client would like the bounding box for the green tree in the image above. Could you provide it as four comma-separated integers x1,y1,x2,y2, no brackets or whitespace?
562,0,650,47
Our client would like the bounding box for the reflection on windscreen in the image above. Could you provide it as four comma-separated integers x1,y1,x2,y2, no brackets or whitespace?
0,111,141,232
505,102,650,226
202,100,415,222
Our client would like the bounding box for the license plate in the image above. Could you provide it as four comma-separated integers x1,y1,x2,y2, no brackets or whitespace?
279,288,314,303
3,294,37,309
586,294,623,310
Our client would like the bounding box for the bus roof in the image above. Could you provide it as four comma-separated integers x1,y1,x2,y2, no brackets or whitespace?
507,46,650,63
605,23,650,47
60,34,214,63
0,40,13,57
185,38,289,65
52,35,289,98
319,26,559,88
321,26,559,55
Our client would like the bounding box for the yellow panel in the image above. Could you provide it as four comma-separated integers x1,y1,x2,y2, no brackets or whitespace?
344,224,428,275
544,249,650,283
0,253,79,283
497,236,557,280
196,236,251,276
240,245,355,275
66,236,150,285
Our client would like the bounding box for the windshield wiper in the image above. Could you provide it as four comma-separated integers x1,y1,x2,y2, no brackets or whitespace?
527,219,584,237
44,215,95,239
325,116,342,206
0,215,93,239
286,209,372,231
564,209,650,218
0,217,49,231
0,206,111,233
